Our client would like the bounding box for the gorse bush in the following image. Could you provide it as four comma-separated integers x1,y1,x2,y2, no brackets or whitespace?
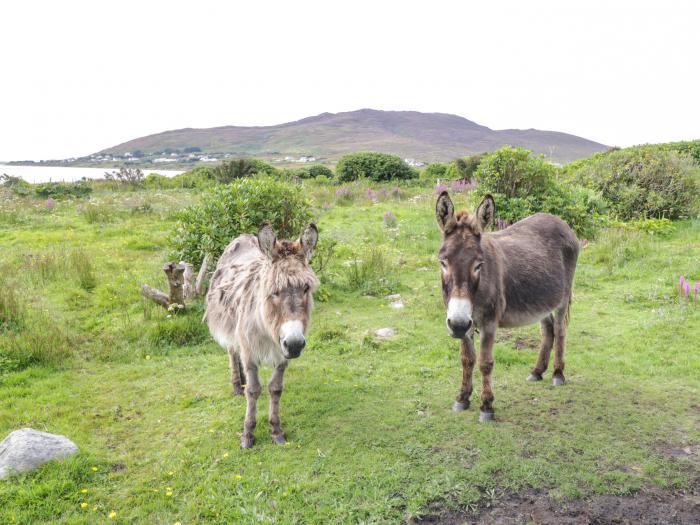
336,152,418,182
171,177,313,265
564,146,700,220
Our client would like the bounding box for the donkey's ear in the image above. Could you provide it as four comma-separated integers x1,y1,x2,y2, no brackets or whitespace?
257,222,277,259
475,194,496,231
299,223,319,261
435,191,454,232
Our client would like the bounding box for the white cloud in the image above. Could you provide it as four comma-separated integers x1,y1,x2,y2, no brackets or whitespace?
1,0,698,159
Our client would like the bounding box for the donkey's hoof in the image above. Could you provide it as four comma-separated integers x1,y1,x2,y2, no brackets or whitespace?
527,373,543,382
552,374,566,386
271,434,286,445
479,410,495,423
452,400,470,412
240,435,255,449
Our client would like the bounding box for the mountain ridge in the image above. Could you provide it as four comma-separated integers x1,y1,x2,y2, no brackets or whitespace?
98,109,608,163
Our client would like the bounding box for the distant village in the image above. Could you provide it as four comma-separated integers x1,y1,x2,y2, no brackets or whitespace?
10,148,427,169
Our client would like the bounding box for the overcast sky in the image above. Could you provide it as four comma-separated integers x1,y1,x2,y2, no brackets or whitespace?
1,0,698,160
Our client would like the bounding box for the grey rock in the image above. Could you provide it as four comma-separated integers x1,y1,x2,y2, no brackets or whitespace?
389,300,405,309
0,428,78,479
375,328,396,338
385,294,401,300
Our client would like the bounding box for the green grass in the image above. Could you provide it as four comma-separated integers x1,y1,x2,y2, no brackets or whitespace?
0,184,698,524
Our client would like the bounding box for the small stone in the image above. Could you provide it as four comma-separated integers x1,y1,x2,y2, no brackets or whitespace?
0,428,79,480
389,300,405,309
375,328,396,338
385,294,401,300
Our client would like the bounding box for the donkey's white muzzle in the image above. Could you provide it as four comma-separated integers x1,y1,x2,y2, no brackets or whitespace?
280,320,306,359
446,298,473,338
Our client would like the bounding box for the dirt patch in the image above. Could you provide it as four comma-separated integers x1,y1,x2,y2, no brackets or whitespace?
655,442,699,460
413,483,700,525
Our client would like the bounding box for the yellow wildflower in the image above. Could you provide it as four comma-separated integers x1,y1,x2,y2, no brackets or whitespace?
166,491,173,497
80,488,88,494
234,474,242,480
108,511,117,519
91,467,98,472
80,503,88,509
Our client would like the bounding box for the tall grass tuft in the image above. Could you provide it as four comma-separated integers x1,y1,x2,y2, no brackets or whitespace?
0,277,73,369
70,249,97,291
80,203,114,224
24,252,64,283
345,248,400,296
0,278,26,331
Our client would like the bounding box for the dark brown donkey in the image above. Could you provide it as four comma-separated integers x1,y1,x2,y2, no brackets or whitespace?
435,192,579,422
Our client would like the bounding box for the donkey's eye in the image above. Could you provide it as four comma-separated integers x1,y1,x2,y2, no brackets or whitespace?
474,262,483,273
439,259,447,269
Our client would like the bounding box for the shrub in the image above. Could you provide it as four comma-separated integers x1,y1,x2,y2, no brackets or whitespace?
476,146,556,199
214,158,278,183
454,154,484,180
143,166,216,190
422,162,450,181
307,164,334,178
171,177,313,265
336,152,418,182
564,146,700,220
0,174,32,196
104,167,144,187
34,181,92,199
475,146,606,237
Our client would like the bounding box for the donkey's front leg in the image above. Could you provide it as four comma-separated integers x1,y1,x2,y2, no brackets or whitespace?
268,361,288,445
478,324,496,422
241,359,261,449
453,335,476,411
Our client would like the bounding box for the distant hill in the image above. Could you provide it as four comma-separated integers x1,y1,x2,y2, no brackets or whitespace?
98,109,608,164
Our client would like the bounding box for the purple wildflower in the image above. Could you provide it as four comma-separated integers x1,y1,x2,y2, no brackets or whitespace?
367,188,377,201
391,187,401,197
451,179,476,193
45,198,57,211
684,283,691,296
383,211,397,226
335,187,351,198
680,276,685,289
496,217,510,231
378,188,388,199
435,184,448,195
695,282,699,297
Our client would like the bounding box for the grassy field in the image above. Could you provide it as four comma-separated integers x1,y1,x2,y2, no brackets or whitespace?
1,182,699,524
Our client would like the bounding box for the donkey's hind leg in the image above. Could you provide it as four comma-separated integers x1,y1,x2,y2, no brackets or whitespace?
528,314,554,382
228,346,246,396
551,303,569,386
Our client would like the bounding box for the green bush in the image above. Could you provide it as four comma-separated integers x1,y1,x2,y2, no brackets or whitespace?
476,146,556,199
564,146,700,220
421,162,450,181
336,152,418,182
454,154,484,180
144,166,216,189
214,158,278,183
475,146,606,237
34,181,92,199
171,177,313,265
307,164,334,178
